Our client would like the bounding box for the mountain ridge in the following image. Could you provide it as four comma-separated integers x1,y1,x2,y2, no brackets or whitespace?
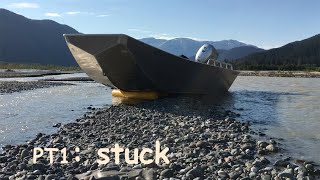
0,8,265,66
0,8,80,66
140,37,263,60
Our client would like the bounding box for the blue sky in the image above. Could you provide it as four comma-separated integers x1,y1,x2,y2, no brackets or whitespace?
1,0,320,49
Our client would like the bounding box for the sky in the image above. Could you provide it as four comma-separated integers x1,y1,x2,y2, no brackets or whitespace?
1,0,320,49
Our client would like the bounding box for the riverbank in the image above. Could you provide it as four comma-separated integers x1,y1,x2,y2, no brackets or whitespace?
0,69,80,78
0,81,71,93
3,69,320,79
0,97,319,179
239,71,320,78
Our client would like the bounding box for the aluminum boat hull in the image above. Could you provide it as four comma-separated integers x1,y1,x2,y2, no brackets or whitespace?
64,34,239,95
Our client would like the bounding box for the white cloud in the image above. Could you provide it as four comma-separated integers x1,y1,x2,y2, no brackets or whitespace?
128,28,151,34
154,36,176,40
260,45,280,50
66,11,81,15
151,33,177,40
148,33,207,41
45,13,61,17
254,42,283,50
8,2,39,9
96,14,111,17
186,37,208,41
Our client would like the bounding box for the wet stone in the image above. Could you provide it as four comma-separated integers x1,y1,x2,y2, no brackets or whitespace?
160,169,174,178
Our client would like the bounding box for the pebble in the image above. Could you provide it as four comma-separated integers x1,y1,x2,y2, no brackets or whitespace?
186,167,203,178
266,144,278,152
196,141,209,148
257,141,269,148
217,170,228,178
261,174,272,180
160,169,174,178
305,164,314,172
20,149,29,159
142,168,155,180
45,174,56,180
251,166,259,173
274,159,290,167
53,123,62,128
229,172,241,179
278,168,294,179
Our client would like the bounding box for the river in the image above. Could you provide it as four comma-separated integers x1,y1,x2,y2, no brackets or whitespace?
0,74,319,163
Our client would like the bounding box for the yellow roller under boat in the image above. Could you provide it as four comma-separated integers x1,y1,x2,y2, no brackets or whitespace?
112,89,160,100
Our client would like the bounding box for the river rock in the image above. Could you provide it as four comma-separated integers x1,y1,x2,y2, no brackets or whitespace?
160,169,174,178
261,174,272,180
230,148,240,156
257,141,269,148
274,159,289,167
229,172,241,179
186,167,203,178
296,166,308,175
251,166,259,173
260,157,270,165
142,168,155,180
265,144,278,152
45,174,56,180
278,168,294,179
249,171,256,178
241,143,254,151
31,163,46,172
305,164,314,172
127,169,142,179
53,123,62,128
20,149,29,159
0,156,7,163
196,141,209,148
217,170,228,178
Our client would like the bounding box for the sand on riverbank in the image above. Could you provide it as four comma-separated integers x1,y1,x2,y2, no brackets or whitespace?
239,71,320,78
0,97,319,179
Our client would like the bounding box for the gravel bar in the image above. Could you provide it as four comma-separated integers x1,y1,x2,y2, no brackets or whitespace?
0,97,319,179
0,81,71,93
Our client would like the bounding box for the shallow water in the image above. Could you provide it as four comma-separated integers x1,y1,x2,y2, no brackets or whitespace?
0,74,319,164
227,76,320,163
0,73,112,147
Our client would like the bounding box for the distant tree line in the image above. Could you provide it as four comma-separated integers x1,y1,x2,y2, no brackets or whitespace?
234,64,320,71
230,34,320,71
